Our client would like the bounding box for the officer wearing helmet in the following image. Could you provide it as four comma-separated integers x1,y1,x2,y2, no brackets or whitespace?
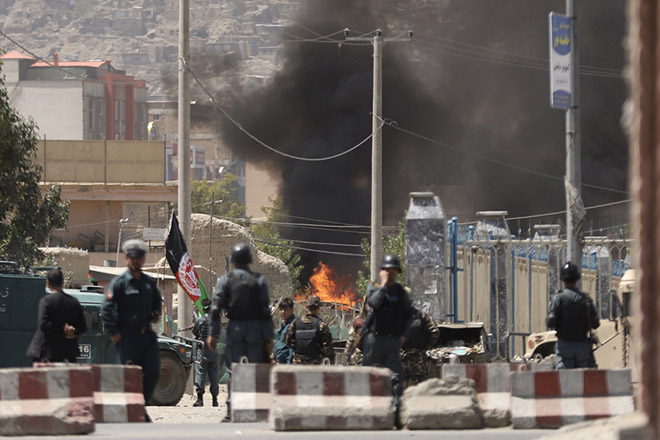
546,261,600,369
362,254,413,427
102,239,162,421
207,242,274,422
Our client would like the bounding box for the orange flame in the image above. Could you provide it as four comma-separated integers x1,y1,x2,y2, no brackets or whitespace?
296,261,359,307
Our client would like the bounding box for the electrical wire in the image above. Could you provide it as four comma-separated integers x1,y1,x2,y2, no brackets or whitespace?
0,30,146,85
254,238,365,257
189,67,382,162
378,117,629,196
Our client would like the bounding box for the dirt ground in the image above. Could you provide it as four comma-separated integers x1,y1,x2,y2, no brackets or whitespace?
148,385,229,423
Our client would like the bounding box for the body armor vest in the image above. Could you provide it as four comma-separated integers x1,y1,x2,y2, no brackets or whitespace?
294,317,322,357
227,272,263,320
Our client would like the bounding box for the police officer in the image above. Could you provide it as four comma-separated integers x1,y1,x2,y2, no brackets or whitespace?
401,306,439,388
274,298,295,364
362,254,413,428
285,295,335,364
547,261,600,369
102,239,162,421
192,298,219,407
207,242,274,423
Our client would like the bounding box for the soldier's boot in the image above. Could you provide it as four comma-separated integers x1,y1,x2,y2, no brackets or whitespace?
193,392,204,407
212,396,219,407
221,403,231,422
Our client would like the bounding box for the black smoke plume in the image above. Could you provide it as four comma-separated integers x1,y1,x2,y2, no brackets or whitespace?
200,0,628,280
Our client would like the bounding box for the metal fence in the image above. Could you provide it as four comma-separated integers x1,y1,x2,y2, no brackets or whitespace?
445,220,632,361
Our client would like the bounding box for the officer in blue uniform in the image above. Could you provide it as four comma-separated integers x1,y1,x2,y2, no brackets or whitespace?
362,254,413,429
547,261,600,369
192,298,219,407
207,242,274,422
102,239,162,420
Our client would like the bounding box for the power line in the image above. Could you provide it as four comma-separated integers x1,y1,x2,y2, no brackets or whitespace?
0,31,146,85
379,117,629,195
254,238,365,257
188,67,383,162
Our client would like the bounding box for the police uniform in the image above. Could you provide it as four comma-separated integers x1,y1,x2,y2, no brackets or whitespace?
274,313,295,364
209,244,274,421
102,241,162,405
547,286,600,368
285,311,335,364
193,301,219,407
362,280,413,397
401,307,439,388
547,261,600,369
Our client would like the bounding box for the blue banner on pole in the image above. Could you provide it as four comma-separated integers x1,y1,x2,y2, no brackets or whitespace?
549,13,572,110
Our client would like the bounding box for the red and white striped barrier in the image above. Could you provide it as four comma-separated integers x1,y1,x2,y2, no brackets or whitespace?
0,367,95,435
92,365,145,423
231,362,272,422
511,368,635,429
442,362,552,427
270,365,395,431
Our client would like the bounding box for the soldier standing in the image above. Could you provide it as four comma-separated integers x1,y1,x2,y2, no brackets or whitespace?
26,269,88,363
192,298,219,407
102,239,162,422
547,261,600,369
207,242,274,423
401,306,439,388
362,254,413,428
274,298,295,364
285,295,335,364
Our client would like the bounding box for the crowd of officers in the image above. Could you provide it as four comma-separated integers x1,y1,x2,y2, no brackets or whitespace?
27,235,600,425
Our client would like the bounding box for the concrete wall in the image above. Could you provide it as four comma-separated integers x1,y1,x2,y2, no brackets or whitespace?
11,81,84,139
39,247,90,288
36,139,166,183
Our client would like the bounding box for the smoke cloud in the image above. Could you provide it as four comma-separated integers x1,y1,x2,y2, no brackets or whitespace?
200,0,628,279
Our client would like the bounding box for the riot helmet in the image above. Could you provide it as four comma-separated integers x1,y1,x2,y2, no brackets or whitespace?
381,254,402,273
230,242,253,265
560,261,581,282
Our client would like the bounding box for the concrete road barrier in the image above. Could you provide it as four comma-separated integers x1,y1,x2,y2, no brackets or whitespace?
442,362,552,427
0,366,95,435
270,365,395,431
92,364,145,423
511,368,635,429
231,362,272,422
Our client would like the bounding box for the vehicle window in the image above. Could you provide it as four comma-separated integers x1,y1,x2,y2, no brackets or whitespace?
82,306,102,333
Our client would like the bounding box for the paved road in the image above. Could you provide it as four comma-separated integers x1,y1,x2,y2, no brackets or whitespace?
27,423,552,440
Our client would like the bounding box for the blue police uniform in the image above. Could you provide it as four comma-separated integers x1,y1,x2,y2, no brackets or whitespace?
210,267,274,418
547,286,600,369
274,313,295,364
102,269,162,402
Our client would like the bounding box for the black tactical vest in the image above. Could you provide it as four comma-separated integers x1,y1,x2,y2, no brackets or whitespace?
372,283,408,337
556,289,591,342
294,317,322,357
227,272,263,320
403,311,426,349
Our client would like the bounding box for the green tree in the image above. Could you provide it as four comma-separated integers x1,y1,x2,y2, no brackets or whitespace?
0,62,69,270
356,211,407,297
191,174,245,218
251,197,303,291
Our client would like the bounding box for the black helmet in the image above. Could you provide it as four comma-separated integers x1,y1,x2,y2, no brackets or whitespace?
381,254,402,273
231,242,252,265
560,261,580,282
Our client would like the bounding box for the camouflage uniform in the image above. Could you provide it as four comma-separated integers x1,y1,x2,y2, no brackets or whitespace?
401,309,439,388
345,331,363,366
286,313,335,364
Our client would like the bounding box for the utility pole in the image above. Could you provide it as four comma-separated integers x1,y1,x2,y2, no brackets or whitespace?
345,29,412,281
565,0,582,268
177,0,192,337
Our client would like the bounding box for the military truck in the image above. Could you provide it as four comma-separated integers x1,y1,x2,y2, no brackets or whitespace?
0,264,194,406
524,269,637,374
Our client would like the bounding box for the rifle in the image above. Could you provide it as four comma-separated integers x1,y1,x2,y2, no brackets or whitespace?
349,282,377,355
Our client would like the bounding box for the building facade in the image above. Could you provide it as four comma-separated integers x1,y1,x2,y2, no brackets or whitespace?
1,50,148,141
